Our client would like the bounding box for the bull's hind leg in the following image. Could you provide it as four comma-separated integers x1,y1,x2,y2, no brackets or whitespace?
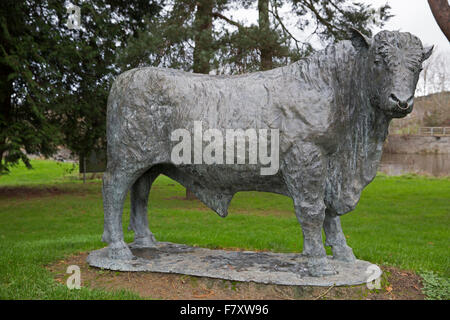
102,168,141,260
323,209,356,263
128,168,160,248
282,143,336,276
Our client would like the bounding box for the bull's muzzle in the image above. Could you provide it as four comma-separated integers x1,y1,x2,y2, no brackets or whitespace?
389,93,414,112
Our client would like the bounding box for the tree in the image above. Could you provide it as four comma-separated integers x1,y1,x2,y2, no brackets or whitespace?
417,52,450,96
52,1,163,161
289,0,392,40
258,0,273,70
213,0,392,74
428,0,450,41
121,1,392,75
213,0,296,74
193,0,214,74
0,0,162,174
422,92,450,127
0,0,62,173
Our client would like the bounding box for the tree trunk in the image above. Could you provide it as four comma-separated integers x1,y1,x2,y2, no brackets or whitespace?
0,63,14,173
258,0,273,70
193,0,213,74
187,0,214,199
428,0,450,41
185,189,197,200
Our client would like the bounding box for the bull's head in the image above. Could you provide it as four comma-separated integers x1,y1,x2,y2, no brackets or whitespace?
350,29,433,118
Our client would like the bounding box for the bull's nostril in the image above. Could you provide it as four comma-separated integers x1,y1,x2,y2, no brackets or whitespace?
398,101,409,109
390,93,399,102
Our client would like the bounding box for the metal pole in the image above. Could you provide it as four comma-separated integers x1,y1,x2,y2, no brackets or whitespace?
83,155,86,184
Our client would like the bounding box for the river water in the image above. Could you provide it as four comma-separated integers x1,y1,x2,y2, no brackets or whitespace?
379,153,450,177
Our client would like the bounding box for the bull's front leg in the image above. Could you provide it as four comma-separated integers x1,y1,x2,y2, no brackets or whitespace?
282,143,336,276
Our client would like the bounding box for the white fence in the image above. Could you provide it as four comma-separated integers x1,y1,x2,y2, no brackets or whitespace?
417,127,450,136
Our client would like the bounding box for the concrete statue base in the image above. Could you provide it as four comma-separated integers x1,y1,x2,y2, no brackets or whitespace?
87,242,380,287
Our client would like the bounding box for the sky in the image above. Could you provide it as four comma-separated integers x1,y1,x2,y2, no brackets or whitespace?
370,0,449,52
228,0,449,53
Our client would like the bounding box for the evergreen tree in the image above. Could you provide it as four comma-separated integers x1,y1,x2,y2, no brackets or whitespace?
0,0,162,173
193,0,214,74
213,0,392,73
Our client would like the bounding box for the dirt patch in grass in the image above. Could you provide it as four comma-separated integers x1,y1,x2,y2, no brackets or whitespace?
47,252,425,300
0,186,90,199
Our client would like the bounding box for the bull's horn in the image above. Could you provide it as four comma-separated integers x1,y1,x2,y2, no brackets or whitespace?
422,45,434,61
349,28,371,50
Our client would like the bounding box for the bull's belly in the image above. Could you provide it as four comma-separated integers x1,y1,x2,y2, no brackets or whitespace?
163,164,288,194
160,164,289,216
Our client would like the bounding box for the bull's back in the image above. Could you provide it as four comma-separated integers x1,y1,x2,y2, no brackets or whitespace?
107,65,337,165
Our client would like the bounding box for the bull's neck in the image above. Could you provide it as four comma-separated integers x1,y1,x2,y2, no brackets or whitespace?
350,50,391,143
333,44,391,184
287,42,391,151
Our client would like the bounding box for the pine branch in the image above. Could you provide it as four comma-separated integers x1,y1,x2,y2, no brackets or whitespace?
212,12,245,29
303,0,346,38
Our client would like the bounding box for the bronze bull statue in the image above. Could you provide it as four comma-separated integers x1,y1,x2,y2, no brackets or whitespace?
101,29,432,276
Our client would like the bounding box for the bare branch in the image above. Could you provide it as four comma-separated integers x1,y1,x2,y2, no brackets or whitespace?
303,0,346,38
269,0,302,52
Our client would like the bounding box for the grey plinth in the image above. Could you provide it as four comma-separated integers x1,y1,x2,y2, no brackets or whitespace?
87,242,379,287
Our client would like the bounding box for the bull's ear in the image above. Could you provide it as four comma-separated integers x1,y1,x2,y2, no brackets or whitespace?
349,28,371,50
422,45,434,61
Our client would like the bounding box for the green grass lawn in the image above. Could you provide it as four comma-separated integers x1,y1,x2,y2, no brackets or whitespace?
0,160,449,299
0,159,81,185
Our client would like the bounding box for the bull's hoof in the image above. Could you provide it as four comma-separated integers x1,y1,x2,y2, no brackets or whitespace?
107,240,134,260
307,257,337,277
129,234,158,249
332,246,356,263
